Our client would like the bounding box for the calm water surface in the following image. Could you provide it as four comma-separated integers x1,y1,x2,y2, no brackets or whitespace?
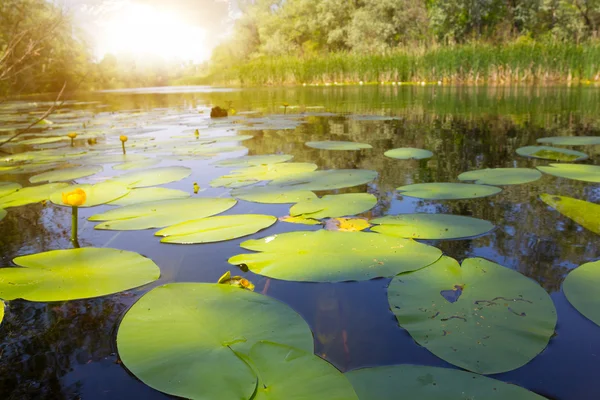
0,85,599,399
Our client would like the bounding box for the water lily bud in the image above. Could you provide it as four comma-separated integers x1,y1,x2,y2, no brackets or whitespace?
120,135,128,143
61,188,87,206
67,132,77,139
193,182,200,194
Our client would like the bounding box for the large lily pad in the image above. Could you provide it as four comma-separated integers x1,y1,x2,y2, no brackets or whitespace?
113,158,161,171
117,283,314,400
0,183,69,208
397,183,501,200
0,209,6,221
29,165,103,183
215,154,293,167
384,148,433,160
563,260,600,327
537,164,600,183
370,214,494,239
231,186,317,204
516,146,588,162
540,194,600,234
0,182,22,198
249,342,358,400
537,136,600,146
388,256,557,374
49,182,130,207
156,214,277,244
290,193,377,219
210,163,318,188
90,198,237,230
269,169,378,191
346,365,545,400
229,230,442,282
306,141,372,150
0,248,159,302
108,187,191,206
110,166,192,188
458,168,542,185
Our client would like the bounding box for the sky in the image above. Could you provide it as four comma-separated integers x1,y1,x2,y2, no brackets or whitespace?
61,0,238,63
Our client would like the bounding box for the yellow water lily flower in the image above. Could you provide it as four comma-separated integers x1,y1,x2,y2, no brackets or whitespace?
61,188,87,206
119,135,128,142
193,182,200,194
67,132,77,139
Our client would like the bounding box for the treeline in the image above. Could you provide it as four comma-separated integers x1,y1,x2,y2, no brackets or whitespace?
210,0,600,85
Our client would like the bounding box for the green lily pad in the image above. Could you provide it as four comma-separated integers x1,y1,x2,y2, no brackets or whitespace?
384,148,433,160
0,182,21,198
397,183,501,200
537,136,600,146
215,154,293,167
210,163,318,188
156,214,277,244
117,283,314,400
0,300,4,325
108,187,191,206
0,248,160,302
290,193,377,219
49,182,130,207
563,260,600,327
269,169,378,191
231,186,317,204
90,197,237,230
0,183,69,208
540,194,600,234
370,214,494,239
346,365,545,400
306,141,372,150
29,165,103,183
249,341,359,400
229,230,442,282
110,166,192,188
83,154,148,164
458,168,542,185
516,146,588,162
113,158,161,170
537,164,600,183
388,256,557,374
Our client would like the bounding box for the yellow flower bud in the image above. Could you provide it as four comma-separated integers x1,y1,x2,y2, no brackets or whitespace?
67,132,77,139
120,135,128,143
61,188,87,206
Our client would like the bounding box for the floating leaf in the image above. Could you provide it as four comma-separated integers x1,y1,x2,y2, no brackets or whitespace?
388,256,557,374
0,182,21,198
0,248,159,302
269,169,378,191
516,146,588,162
210,163,318,188
110,166,192,188
249,342,359,400
397,183,501,200
156,214,277,244
90,197,237,230
563,260,600,327
83,154,147,164
537,136,600,146
0,183,69,208
215,154,293,167
540,194,600,234
537,164,600,183
217,271,255,291
370,214,494,239
290,193,377,219
325,218,371,232
279,215,322,225
29,165,103,183
229,230,442,282
113,158,161,170
232,186,317,204
384,148,433,160
346,365,545,400
0,209,6,220
108,187,191,206
0,300,4,325
458,168,542,185
117,283,313,400
306,141,372,150
49,182,130,207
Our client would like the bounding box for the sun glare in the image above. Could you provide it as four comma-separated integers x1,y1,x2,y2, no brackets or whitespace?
96,2,209,63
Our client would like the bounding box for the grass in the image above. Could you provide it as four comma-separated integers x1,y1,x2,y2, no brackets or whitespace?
207,41,600,86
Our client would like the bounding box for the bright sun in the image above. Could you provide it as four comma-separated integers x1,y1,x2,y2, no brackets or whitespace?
96,2,209,63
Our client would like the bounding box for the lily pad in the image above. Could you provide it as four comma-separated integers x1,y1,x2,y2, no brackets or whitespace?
229,230,442,282
325,218,371,232
537,164,600,183
210,163,318,188
384,148,433,160
0,209,6,221
29,165,103,183
113,158,161,171
279,215,322,225
269,169,378,191
516,146,588,162
232,186,317,204
156,214,277,244
0,182,21,199
117,283,314,400
540,194,600,234
458,168,542,185
0,183,69,208
249,341,359,400
90,198,237,230
108,187,191,206
537,136,600,146
346,365,545,400
388,256,557,374
563,260,600,327
290,193,377,219
110,166,192,188
215,154,293,167
0,300,4,325
371,214,494,239
306,141,372,150
49,182,130,207
0,248,160,302
397,183,501,200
